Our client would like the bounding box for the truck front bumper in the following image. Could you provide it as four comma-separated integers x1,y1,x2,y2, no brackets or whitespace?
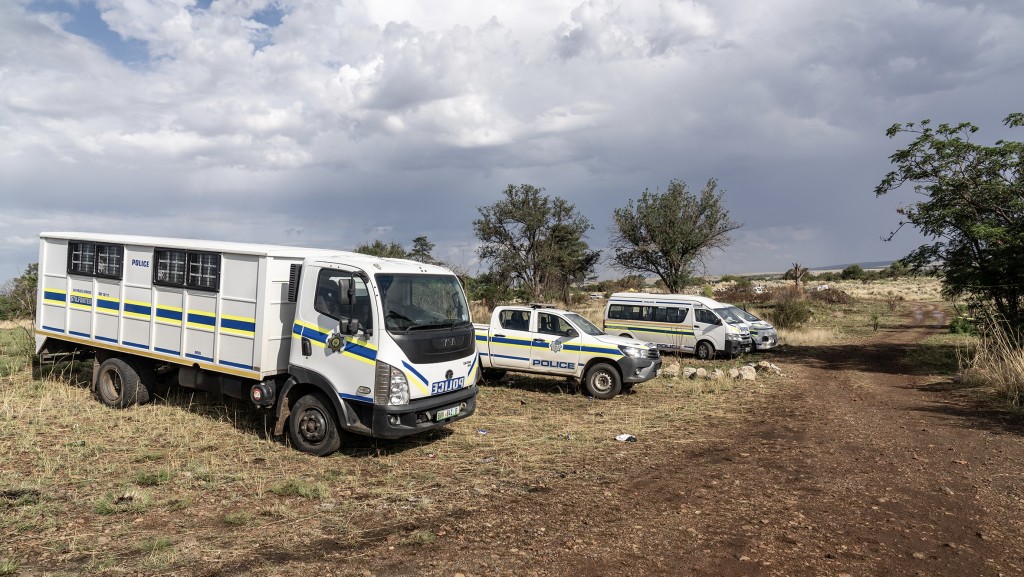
369,385,478,439
619,356,662,384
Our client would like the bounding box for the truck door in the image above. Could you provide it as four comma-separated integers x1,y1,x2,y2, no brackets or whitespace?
529,311,582,375
292,266,378,402
487,309,534,370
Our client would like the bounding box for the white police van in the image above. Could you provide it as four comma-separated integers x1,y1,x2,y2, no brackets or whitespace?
34,232,479,455
603,293,750,359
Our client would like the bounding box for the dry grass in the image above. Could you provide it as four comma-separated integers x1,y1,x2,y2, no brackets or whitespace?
959,320,1024,406
0,326,777,575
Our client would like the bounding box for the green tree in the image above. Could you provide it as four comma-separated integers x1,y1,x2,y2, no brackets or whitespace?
354,240,408,259
474,184,597,301
876,114,1024,326
408,236,436,264
0,263,38,323
840,264,865,280
611,178,740,292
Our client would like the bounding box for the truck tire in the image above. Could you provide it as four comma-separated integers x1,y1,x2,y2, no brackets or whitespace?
288,393,342,456
481,369,506,383
95,357,150,408
695,340,715,360
583,363,621,400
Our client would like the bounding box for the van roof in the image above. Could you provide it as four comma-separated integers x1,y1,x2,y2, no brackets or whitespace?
40,232,455,276
607,292,726,308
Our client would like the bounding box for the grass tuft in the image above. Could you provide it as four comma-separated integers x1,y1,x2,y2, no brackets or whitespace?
268,479,328,500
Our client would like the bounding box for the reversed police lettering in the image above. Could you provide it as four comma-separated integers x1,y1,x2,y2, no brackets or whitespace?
430,377,466,395
532,359,575,370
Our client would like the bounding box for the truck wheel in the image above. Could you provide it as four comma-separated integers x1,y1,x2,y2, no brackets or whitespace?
481,369,506,383
288,393,342,456
96,357,150,408
695,341,715,360
583,363,621,400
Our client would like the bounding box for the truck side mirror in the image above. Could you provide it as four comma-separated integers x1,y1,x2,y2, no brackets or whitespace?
336,278,355,306
566,328,579,338
341,319,360,336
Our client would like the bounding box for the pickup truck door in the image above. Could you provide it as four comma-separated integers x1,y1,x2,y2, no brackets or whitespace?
529,312,582,375
486,308,534,370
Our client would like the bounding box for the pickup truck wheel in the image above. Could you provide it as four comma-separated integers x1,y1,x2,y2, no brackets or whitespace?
288,393,342,456
584,363,621,400
695,341,715,360
481,369,506,383
96,358,149,408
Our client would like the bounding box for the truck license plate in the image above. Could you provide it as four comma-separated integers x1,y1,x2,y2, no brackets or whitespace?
435,405,461,421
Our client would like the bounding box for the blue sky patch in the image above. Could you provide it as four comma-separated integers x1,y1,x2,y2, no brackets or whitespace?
28,0,149,66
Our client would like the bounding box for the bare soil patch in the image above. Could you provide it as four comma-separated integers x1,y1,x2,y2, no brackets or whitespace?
4,302,1024,576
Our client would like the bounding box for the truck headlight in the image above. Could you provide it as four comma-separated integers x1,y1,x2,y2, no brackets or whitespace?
374,361,410,406
726,333,741,341
619,345,643,358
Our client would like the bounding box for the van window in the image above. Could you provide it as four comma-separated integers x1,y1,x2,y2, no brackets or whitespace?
653,306,688,323
694,309,720,325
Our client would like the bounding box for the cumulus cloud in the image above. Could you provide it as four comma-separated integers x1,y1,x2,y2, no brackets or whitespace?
1,0,1023,279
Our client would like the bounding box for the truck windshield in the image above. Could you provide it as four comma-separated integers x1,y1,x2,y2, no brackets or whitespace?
714,307,746,325
375,274,471,333
564,313,604,336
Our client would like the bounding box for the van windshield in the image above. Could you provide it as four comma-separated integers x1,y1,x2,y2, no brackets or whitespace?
726,306,761,323
564,313,605,336
375,274,471,332
714,307,746,325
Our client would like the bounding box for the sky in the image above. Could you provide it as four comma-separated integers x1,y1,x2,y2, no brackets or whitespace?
2,0,1024,282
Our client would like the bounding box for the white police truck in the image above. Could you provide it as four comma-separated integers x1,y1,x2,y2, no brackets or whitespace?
34,233,479,455
474,304,661,399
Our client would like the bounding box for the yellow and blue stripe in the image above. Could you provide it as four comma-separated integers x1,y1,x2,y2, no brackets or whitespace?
220,314,256,337
292,320,378,367
43,289,67,306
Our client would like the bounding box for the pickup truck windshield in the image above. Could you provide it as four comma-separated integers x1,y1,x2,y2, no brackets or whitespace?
726,306,761,323
564,312,604,336
376,274,471,333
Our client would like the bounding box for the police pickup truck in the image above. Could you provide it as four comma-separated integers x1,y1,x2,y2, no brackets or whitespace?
474,304,661,399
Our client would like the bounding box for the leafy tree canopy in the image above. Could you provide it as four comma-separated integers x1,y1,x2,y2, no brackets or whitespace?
474,184,598,301
354,239,408,259
876,114,1024,325
610,178,740,293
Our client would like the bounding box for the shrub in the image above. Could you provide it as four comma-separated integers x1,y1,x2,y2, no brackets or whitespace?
808,288,853,305
949,316,977,335
767,290,812,329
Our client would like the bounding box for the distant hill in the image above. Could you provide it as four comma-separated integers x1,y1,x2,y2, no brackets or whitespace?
810,260,893,272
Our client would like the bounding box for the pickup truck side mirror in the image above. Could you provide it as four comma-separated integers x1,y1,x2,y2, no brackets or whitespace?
566,328,578,338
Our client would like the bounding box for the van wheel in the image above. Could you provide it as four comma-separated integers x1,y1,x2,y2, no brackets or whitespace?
695,341,715,360
288,393,342,456
96,358,150,408
584,363,621,400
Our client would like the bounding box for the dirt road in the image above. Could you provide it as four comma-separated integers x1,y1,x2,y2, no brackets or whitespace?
298,303,1023,577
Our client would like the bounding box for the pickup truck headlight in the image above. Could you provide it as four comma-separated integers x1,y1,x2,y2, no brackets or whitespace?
374,361,410,406
619,345,644,358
